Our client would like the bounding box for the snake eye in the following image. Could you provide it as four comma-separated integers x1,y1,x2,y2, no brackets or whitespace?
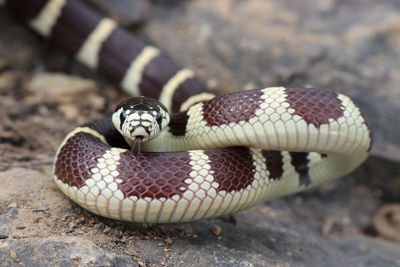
119,111,127,128
156,113,163,127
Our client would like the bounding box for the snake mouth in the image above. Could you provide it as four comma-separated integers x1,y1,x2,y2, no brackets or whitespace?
129,126,151,139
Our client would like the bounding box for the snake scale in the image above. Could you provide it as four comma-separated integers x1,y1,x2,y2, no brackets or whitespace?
4,0,372,223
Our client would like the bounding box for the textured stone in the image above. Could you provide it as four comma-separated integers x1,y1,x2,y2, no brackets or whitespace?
0,237,136,266
28,73,97,103
0,167,399,266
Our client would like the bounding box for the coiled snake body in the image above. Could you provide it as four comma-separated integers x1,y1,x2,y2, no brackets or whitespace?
5,0,372,223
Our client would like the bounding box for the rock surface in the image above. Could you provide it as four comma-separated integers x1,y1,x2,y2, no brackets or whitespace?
0,0,399,266
0,168,399,266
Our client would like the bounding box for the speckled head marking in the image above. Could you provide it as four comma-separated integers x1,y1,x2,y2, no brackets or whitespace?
112,97,170,144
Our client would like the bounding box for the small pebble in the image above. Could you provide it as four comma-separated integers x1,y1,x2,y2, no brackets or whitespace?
10,250,21,263
68,222,77,229
165,236,173,245
8,202,17,208
210,225,222,236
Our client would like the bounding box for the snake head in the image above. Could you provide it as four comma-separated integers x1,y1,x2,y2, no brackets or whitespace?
112,97,170,143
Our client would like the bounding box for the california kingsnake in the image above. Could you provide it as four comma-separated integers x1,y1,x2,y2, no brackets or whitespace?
5,0,372,223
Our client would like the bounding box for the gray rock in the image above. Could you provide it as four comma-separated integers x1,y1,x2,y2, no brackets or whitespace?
0,238,136,267
0,168,399,266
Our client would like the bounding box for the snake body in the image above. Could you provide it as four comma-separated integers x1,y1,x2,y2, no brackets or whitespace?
5,0,372,223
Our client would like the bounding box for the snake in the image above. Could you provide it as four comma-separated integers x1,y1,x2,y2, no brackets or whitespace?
5,0,372,223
